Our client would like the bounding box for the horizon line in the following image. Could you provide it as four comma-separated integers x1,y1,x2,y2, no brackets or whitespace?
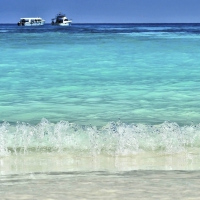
1,22,200,24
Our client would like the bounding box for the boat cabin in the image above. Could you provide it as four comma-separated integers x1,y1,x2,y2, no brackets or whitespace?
18,18,45,26
51,13,72,26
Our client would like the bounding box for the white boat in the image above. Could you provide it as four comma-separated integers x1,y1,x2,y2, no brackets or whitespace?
51,13,72,26
17,17,45,26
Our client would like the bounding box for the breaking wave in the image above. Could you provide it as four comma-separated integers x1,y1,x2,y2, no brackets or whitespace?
1,119,200,156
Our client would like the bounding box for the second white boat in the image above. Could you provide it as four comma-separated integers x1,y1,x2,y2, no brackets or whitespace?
51,12,72,26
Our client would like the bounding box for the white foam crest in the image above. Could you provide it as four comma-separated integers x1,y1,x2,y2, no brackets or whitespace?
0,122,10,156
120,32,200,39
1,119,200,156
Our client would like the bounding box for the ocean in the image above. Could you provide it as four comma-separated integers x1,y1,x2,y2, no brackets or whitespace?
1,23,200,199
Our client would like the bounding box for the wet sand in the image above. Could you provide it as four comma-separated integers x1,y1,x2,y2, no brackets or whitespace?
1,171,200,200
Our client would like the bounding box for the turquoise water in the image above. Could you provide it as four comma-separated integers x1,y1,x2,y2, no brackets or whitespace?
1,23,200,199
1,24,200,126
1,24,200,160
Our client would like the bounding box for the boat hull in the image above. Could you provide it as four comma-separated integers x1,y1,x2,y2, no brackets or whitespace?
18,23,45,26
51,22,71,26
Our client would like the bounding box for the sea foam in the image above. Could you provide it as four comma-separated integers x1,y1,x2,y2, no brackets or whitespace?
1,119,200,156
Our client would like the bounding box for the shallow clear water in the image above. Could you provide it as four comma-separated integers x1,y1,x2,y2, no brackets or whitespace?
1,24,200,126
1,23,200,198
